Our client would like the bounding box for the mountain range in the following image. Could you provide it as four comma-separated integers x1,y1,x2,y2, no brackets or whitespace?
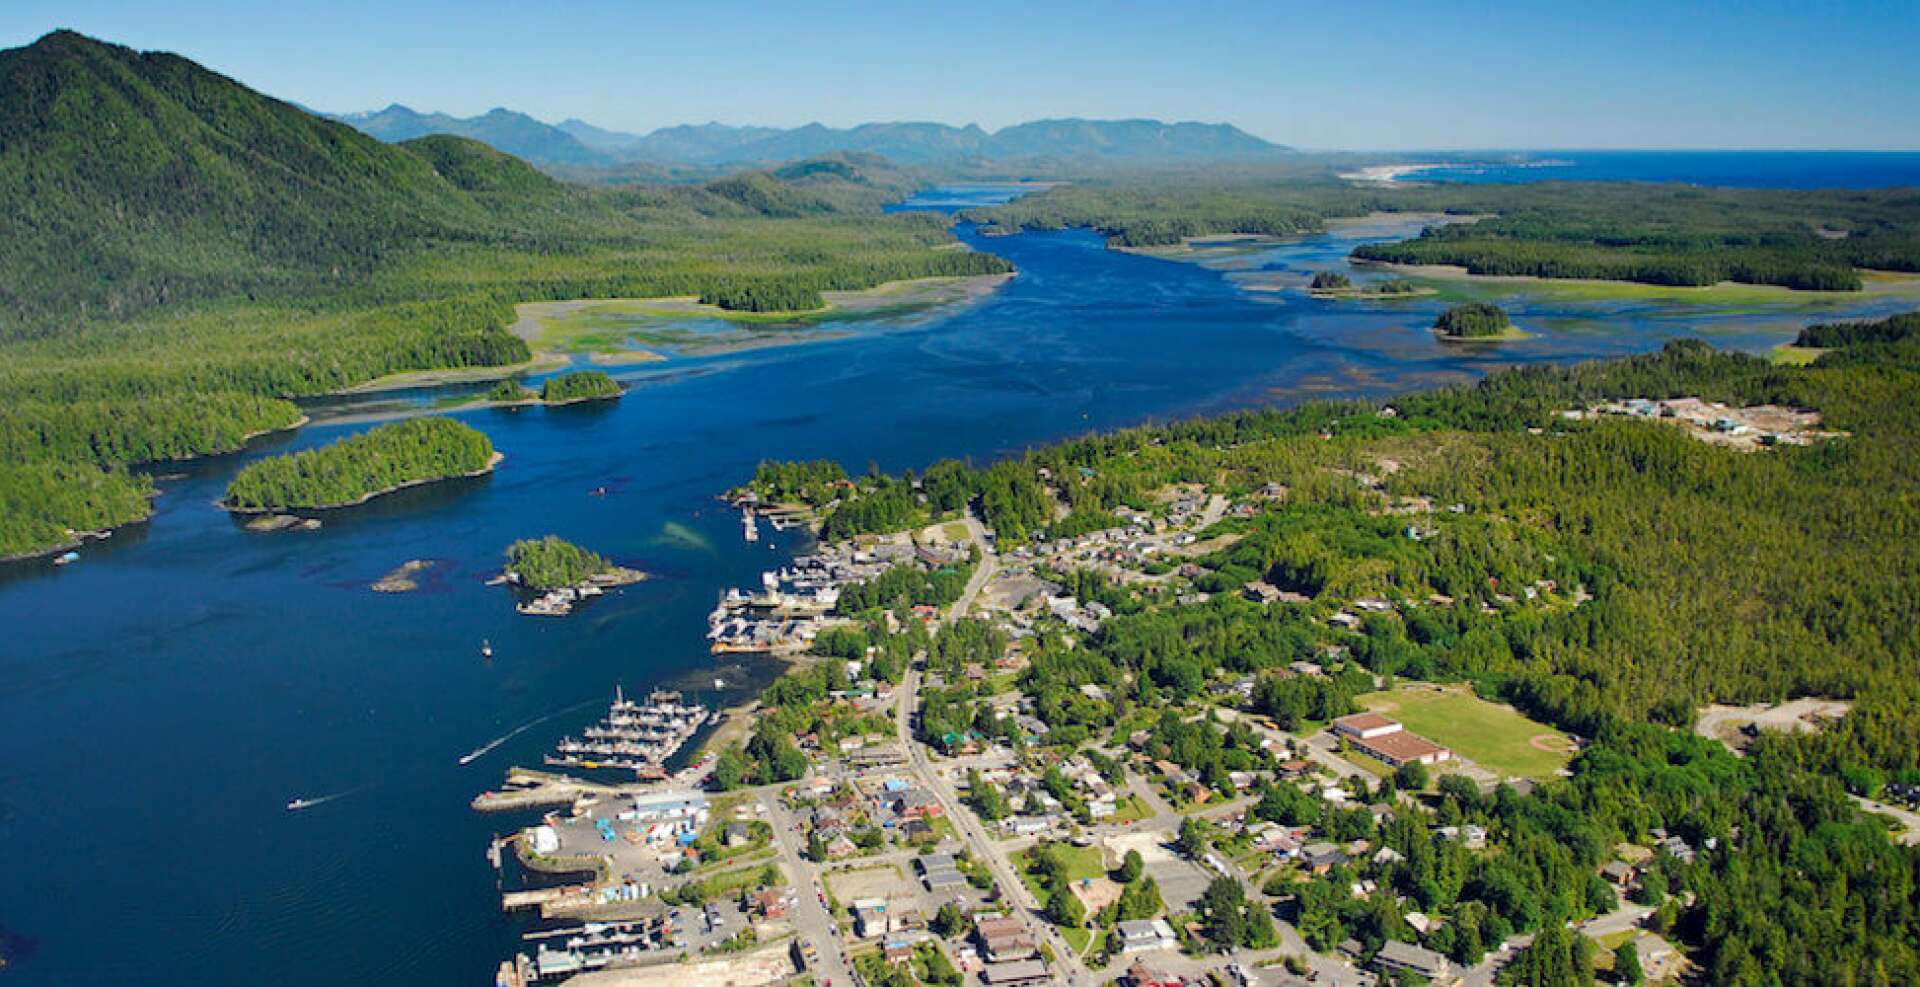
333,104,1290,169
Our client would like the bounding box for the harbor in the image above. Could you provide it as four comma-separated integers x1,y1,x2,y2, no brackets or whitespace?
542,688,710,777
702,524,968,654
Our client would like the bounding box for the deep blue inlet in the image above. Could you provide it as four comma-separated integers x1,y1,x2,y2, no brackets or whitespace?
1,184,1915,985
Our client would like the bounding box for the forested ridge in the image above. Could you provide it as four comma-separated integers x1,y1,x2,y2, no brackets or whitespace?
0,31,1007,556
963,177,1920,289
222,418,496,511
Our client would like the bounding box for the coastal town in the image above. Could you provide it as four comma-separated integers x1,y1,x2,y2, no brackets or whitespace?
467,443,1746,987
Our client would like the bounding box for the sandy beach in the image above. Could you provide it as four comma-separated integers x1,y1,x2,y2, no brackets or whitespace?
1336,162,1448,184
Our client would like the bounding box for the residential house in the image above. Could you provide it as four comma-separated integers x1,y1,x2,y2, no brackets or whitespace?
975,915,1037,962
1116,918,1179,953
1127,959,1185,987
983,959,1051,986
1373,940,1456,985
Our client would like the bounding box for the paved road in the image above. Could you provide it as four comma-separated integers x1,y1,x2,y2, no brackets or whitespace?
1580,902,1653,939
760,792,855,987
889,510,1089,984
1852,795,1920,846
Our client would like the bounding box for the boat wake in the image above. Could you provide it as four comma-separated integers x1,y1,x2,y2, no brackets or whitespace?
285,789,356,812
459,697,602,766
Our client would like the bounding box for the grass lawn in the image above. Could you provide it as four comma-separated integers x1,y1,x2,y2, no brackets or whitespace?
1062,926,1094,955
1105,794,1153,825
1019,843,1108,899
691,860,782,899
1358,683,1575,780
1770,343,1826,365
1593,929,1638,951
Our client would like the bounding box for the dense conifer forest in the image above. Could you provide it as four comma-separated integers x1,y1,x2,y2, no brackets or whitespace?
538,371,623,404
222,418,496,511
504,535,616,590
0,31,1007,555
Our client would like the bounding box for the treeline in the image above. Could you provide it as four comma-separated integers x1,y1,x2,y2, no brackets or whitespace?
0,392,301,466
749,459,847,506
964,177,1920,291
505,536,615,590
540,370,623,403
223,418,496,511
0,462,152,559
1795,310,1920,348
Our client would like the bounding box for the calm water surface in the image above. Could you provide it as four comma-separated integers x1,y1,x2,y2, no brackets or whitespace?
0,185,1912,985
1400,149,1920,188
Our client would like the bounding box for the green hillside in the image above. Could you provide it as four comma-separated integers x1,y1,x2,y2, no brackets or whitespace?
0,31,1010,558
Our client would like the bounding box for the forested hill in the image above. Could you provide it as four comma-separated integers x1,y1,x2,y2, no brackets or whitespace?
0,31,1015,560
0,30,627,332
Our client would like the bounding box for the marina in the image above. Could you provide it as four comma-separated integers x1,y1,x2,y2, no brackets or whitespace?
542,688,710,777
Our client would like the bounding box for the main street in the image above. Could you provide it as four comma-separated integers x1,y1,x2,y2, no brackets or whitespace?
760,791,855,987
886,509,1092,984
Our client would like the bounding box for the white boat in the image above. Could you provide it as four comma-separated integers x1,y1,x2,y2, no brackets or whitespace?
53,551,79,566
481,639,493,659
713,678,726,689
287,798,317,811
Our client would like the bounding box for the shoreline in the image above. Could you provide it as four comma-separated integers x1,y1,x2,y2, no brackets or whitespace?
1,414,315,563
508,271,1014,365
1116,211,1470,262
1354,259,1920,301
1435,325,1533,342
0,519,146,565
1336,162,1449,184
339,353,573,395
1308,285,1439,300
221,450,505,515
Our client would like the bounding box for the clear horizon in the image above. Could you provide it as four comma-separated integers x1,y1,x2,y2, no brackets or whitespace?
5,0,1920,151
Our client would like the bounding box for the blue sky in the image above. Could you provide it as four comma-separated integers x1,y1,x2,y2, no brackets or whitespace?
6,0,1919,149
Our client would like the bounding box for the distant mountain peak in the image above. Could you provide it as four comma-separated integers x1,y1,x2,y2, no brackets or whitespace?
335,109,1286,170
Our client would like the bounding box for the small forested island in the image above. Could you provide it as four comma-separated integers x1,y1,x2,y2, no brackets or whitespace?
482,371,622,406
222,418,499,512
486,379,538,404
538,370,623,405
502,536,622,590
500,536,645,615
1433,302,1528,341
1307,270,1433,299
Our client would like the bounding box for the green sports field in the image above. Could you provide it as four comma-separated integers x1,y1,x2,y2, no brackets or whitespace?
1358,684,1575,781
